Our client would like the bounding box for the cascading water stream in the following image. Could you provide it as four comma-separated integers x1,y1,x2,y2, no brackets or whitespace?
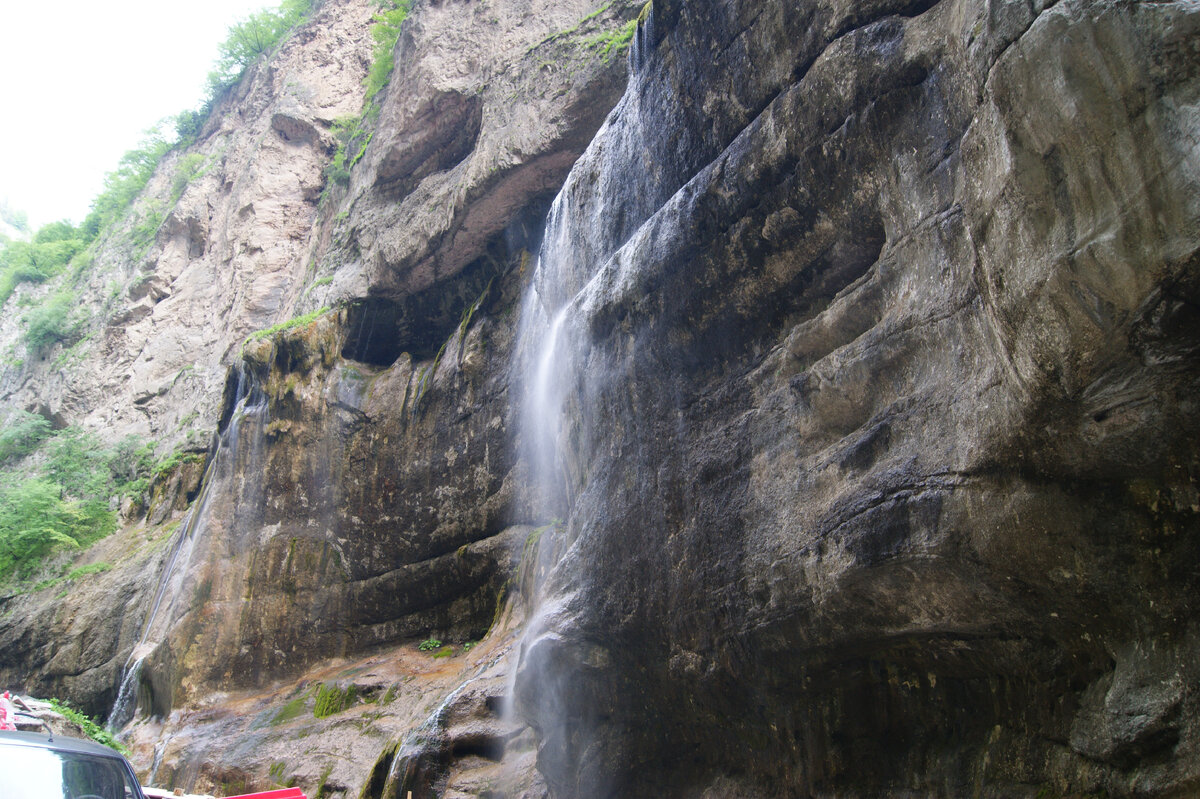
107,368,268,730
502,8,668,793
519,292,572,523
511,5,661,521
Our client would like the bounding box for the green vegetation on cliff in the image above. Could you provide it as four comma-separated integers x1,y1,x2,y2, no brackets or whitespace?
22,291,79,354
0,125,173,325
0,422,196,585
46,698,129,755
81,128,174,241
180,0,317,143
364,0,413,101
244,306,331,348
0,412,52,463
206,0,315,105
0,0,316,366
0,477,114,581
313,682,358,718
0,221,88,306
325,115,373,186
582,18,638,61
324,0,411,189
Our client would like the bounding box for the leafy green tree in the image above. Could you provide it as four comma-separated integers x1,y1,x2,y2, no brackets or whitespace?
45,427,111,499
22,291,78,354
32,221,79,245
81,128,173,241
0,238,79,280
174,108,207,144
0,478,110,579
207,0,314,97
105,434,158,498
0,412,54,463
0,426,126,582
0,219,88,306
0,242,51,285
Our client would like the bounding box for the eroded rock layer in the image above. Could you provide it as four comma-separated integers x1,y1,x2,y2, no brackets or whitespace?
0,0,641,793
511,0,1200,796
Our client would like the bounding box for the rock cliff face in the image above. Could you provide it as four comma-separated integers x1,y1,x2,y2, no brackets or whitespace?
1,0,1198,796
512,0,1200,795
1,0,640,793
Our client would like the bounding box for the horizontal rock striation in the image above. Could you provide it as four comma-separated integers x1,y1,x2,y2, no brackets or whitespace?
512,0,1200,795
1,0,1197,795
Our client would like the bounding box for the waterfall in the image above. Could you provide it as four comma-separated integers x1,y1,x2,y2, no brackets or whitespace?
504,10,670,795
515,269,573,525
107,367,268,730
507,187,598,799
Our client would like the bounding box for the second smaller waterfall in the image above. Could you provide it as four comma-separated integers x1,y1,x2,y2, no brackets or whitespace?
108,369,268,730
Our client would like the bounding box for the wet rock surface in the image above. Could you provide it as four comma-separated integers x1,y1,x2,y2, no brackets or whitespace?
1,0,637,793
512,0,1200,795
1,0,637,698
123,603,535,799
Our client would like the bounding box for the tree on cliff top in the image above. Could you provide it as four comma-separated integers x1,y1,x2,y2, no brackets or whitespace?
80,126,172,242
206,0,314,98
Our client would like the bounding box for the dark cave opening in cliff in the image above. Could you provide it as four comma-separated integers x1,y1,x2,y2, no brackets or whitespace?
340,293,467,366
340,251,516,368
450,734,507,763
341,298,408,366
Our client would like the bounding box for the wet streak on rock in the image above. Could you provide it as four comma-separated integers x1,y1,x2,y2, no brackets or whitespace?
341,299,407,365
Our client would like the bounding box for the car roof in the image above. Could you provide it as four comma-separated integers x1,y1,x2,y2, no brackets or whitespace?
0,729,128,759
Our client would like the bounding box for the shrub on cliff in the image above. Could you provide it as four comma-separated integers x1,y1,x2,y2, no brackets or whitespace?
0,478,114,580
80,128,173,242
22,291,79,355
0,427,148,584
0,220,88,305
322,0,411,191
46,698,129,754
0,412,53,464
364,0,413,101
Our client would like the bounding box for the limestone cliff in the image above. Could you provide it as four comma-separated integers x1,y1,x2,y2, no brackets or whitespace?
510,0,1200,795
1,0,1198,796
0,0,639,794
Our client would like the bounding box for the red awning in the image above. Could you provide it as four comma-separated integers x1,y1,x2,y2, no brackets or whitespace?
221,789,307,799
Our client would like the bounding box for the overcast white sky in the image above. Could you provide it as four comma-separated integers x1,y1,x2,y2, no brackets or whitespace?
0,0,274,229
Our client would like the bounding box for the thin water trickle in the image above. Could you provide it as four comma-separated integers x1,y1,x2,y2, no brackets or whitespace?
108,370,268,730
382,644,516,796
523,297,571,515
147,738,169,786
